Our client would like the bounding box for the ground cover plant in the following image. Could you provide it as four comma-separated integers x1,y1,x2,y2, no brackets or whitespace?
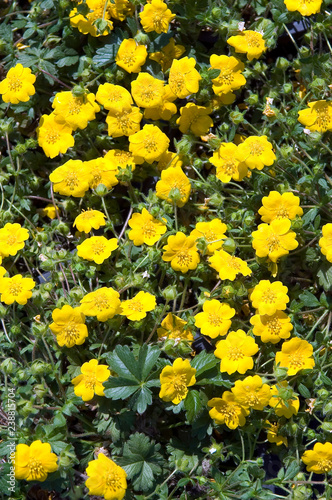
1,0,332,498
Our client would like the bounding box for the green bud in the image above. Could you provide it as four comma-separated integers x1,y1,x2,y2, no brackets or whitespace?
15,143,27,155
276,57,290,70
229,111,244,124
211,7,222,19
279,145,293,158
306,131,322,143
10,325,21,335
134,31,149,44
1,358,14,374
283,83,292,94
319,389,330,399
34,384,48,399
310,78,325,91
256,458,264,466
20,401,35,418
221,285,234,299
0,303,7,319
307,429,316,439
246,93,259,105
69,287,85,301
57,222,70,235
175,136,192,155
16,369,26,381
72,85,87,97
115,70,125,83
30,361,53,376
162,286,178,301
222,238,236,253
94,183,108,197
209,193,224,207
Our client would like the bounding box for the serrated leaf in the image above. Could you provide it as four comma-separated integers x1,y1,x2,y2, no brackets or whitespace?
104,377,139,399
137,344,160,380
191,350,219,378
299,291,320,308
129,385,153,414
108,345,140,380
56,56,79,67
284,461,300,480
184,389,203,423
317,263,332,291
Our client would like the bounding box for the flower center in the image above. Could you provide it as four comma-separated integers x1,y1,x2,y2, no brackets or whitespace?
68,97,82,115
143,136,158,153
141,85,158,104
84,374,96,390
91,171,103,188
262,288,277,303
276,207,289,218
64,323,80,342
205,230,216,242
153,13,164,31
45,129,60,144
172,374,187,397
170,72,185,93
109,90,123,102
267,317,282,335
142,221,157,238
28,459,45,480
128,299,143,312
208,313,223,326
249,142,264,156
66,172,79,189
246,393,260,407
176,250,192,266
317,459,332,473
116,110,131,132
94,293,110,311
246,32,261,48
8,76,23,92
121,51,136,67
7,235,17,246
316,105,330,130
221,159,237,175
228,257,242,270
105,471,123,491
227,346,244,361
92,241,106,255
9,282,23,296
267,234,281,252
289,354,305,369
80,209,95,219
218,68,234,85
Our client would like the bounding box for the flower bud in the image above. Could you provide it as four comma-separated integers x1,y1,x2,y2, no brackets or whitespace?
162,286,178,301
94,183,108,197
222,238,236,253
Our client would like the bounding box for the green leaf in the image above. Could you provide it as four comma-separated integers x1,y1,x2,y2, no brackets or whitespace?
299,291,320,308
107,345,140,380
137,344,160,380
297,383,311,399
317,263,332,291
56,56,79,67
129,385,153,414
104,377,139,399
184,389,204,423
284,460,300,480
191,351,219,378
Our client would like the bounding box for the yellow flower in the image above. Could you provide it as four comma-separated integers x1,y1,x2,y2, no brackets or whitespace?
209,55,246,99
215,330,259,375
128,208,167,246
190,219,227,255
159,358,196,404
231,375,271,410
144,85,177,120
84,158,119,190
265,421,288,447
14,440,58,482
106,106,143,137
39,204,59,219
0,223,29,258
80,287,121,322
210,143,248,183
162,232,199,273
129,124,169,164
157,313,194,343
37,113,74,158
140,0,175,34
169,57,201,99
115,38,148,73
319,223,332,263
0,274,35,305
85,453,127,500
302,443,332,474
237,136,276,171
120,291,156,321
72,359,110,401
157,150,182,171
258,191,303,223
49,305,88,348
150,38,185,72
52,91,100,131
70,0,113,37
96,82,133,112
269,381,300,418
131,72,165,108
208,392,248,429
104,149,136,173
194,299,235,338
109,0,134,21
250,311,293,344
176,103,213,136
284,0,322,15
227,30,267,61
73,209,106,233
275,338,315,375
50,160,91,197
298,100,332,133
252,219,298,263
250,280,289,316
0,63,35,104
209,249,252,281
155,165,191,207
77,236,118,264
